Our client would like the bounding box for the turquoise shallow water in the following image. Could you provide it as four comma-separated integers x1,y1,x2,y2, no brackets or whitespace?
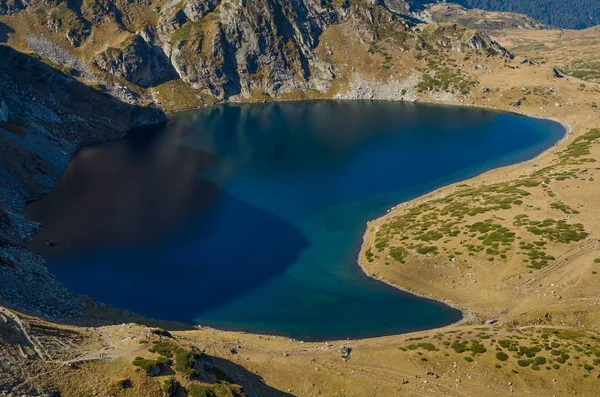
26,101,564,340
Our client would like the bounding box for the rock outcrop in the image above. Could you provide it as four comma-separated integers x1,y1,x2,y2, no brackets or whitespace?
153,0,343,99
467,31,514,58
94,35,174,88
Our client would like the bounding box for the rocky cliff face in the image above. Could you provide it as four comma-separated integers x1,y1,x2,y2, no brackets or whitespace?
1,0,512,107
93,34,174,88
153,0,344,99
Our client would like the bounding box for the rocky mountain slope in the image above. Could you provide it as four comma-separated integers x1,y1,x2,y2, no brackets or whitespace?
0,0,513,112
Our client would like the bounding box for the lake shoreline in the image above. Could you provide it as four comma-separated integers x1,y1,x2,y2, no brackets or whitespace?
22,95,568,341
355,75,595,330
355,99,571,328
165,96,571,335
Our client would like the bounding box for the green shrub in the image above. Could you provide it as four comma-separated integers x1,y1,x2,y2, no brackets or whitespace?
389,246,407,262
470,341,487,354
518,346,541,358
132,356,168,372
188,384,216,397
451,340,468,353
533,356,547,365
163,378,174,394
406,343,438,352
148,342,174,358
175,348,200,377
518,359,530,367
496,351,509,361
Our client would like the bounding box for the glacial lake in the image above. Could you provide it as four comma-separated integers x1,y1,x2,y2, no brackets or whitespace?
26,101,564,341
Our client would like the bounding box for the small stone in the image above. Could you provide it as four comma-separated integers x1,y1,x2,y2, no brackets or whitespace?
338,346,352,359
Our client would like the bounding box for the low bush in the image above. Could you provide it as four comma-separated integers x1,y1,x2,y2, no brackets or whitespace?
132,356,168,373
517,359,530,367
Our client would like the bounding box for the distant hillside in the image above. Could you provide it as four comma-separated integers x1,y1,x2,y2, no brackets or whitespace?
452,0,600,29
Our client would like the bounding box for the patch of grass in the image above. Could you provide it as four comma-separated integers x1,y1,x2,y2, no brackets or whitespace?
174,348,200,377
163,378,174,394
558,129,600,164
188,384,215,397
389,246,407,263
517,346,541,358
533,356,547,365
148,342,174,358
470,341,487,354
450,340,468,353
550,202,580,214
406,343,439,352
132,356,169,373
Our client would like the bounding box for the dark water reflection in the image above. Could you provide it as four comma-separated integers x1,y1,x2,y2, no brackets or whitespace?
26,101,564,340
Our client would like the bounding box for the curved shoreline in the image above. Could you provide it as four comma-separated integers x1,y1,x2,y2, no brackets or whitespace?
26,98,568,341
355,100,574,333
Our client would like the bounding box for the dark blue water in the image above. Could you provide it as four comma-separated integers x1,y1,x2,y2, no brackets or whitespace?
26,101,564,340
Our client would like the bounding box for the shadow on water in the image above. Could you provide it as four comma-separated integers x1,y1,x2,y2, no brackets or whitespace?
26,123,309,320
